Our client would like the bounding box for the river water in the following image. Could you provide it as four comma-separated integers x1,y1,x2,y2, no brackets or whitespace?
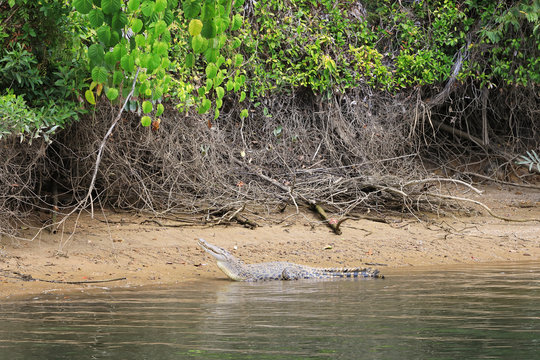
0,262,538,359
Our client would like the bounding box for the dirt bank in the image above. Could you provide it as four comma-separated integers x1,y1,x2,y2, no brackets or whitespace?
1,185,539,299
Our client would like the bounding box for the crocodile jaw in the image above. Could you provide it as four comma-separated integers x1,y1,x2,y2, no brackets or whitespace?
216,261,246,281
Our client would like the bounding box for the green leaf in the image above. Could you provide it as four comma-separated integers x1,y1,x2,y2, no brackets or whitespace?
189,19,203,36
164,10,174,25
214,108,220,119
154,0,167,12
141,115,152,127
204,48,219,62
154,20,167,36
148,54,161,72
128,0,140,11
233,0,244,8
201,20,217,38
226,79,234,91
88,9,104,27
106,87,119,101
234,54,243,66
131,18,143,33
183,1,201,18
139,53,151,68
161,56,170,69
216,98,223,109
186,53,195,68
156,103,164,116
97,25,111,45
231,14,243,31
155,68,165,80
74,0,93,14
232,37,241,49
112,12,128,30
113,70,123,85
102,0,121,15
214,71,224,86
205,63,218,79
198,98,211,114
239,108,248,119
152,87,163,100
205,79,213,92
91,66,109,83
104,51,116,66
212,34,226,49
88,44,105,64
141,1,154,16
216,55,226,67
201,0,216,20
85,89,96,105
135,34,146,47
153,41,168,56
215,86,224,99
191,35,206,53
142,100,153,113
112,44,127,62
121,54,135,72
109,30,120,46
239,91,246,102
215,17,229,34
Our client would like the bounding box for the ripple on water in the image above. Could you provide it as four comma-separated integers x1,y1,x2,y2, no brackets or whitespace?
0,262,538,359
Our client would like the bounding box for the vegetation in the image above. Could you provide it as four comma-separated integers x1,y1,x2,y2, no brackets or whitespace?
0,0,539,235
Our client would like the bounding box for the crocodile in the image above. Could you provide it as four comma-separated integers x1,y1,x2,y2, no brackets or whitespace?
198,238,384,281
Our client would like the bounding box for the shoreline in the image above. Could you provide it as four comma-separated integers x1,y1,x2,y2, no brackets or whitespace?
1,185,539,299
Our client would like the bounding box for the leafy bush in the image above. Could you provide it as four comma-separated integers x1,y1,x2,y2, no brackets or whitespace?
0,92,76,143
0,0,85,140
167,0,539,102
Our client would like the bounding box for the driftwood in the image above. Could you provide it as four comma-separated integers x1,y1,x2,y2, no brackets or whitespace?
309,202,347,235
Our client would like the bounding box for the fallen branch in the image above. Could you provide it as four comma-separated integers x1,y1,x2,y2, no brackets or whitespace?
402,177,483,194
309,203,344,235
0,270,126,284
231,214,259,229
461,171,540,190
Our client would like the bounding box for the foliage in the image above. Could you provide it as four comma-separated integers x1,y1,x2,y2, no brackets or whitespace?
516,150,540,173
74,0,178,128
2,0,538,134
0,0,86,141
471,0,540,86
166,0,539,100
75,0,246,126
0,92,76,143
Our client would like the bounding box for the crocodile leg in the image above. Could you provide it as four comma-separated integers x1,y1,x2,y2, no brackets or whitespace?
282,267,299,280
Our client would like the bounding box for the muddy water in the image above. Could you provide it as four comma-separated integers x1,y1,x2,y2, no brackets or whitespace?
0,263,538,359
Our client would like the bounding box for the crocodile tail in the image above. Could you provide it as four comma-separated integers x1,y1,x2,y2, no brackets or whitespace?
324,267,384,279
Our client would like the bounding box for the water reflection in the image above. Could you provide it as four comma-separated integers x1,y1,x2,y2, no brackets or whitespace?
0,263,538,359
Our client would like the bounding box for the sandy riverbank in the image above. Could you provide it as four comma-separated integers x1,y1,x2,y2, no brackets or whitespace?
1,185,538,299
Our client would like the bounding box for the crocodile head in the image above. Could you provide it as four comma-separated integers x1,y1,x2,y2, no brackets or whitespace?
198,238,236,262
198,238,247,281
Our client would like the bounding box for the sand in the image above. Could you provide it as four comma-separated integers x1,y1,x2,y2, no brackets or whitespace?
1,185,538,299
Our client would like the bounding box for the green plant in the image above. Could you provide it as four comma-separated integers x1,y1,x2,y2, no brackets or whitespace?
516,150,540,173
0,43,43,94
0,92,76,143
74,0,246,124
0,0,87,139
